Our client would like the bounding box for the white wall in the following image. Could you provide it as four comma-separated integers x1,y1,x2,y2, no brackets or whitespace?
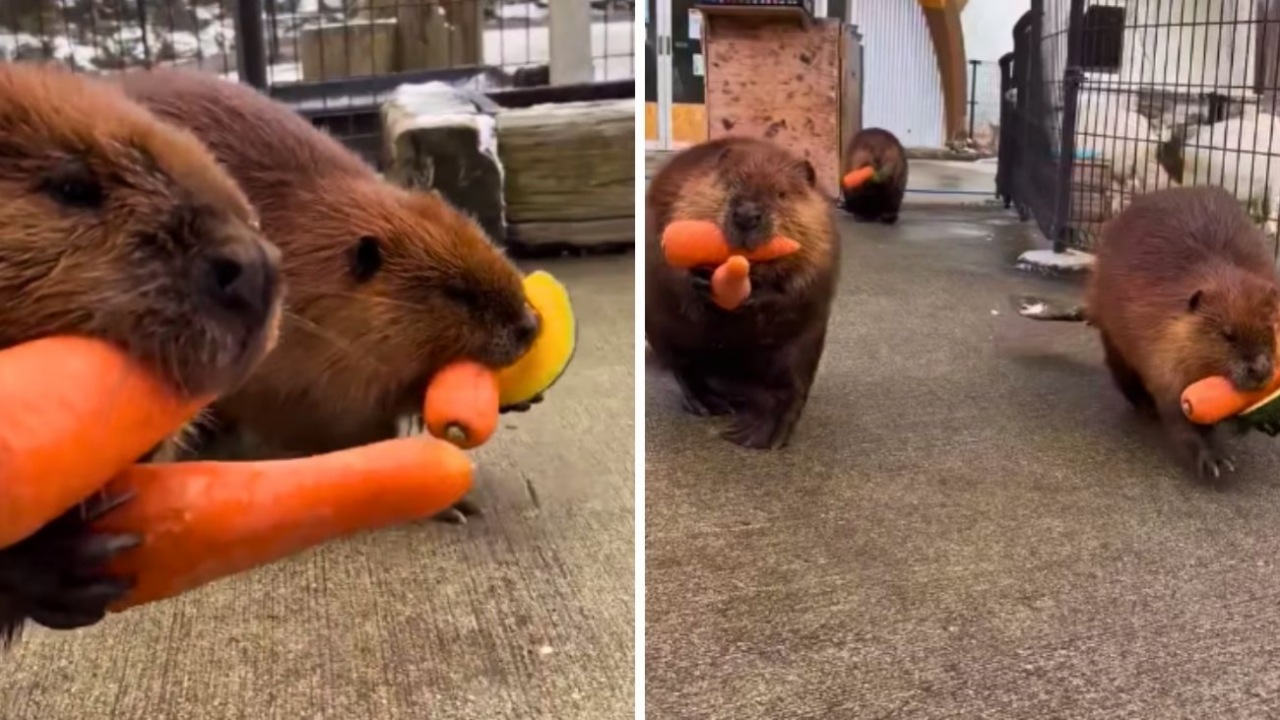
962,0,1024,62
1119,0,1256,93
851,0,946,146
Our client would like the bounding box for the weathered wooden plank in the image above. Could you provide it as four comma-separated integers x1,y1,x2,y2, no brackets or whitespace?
299,19,398,82
508,217,635,248
495,99,634,231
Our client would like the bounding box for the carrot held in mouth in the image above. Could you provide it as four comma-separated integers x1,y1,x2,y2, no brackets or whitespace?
841,166,877,191
424,361,501,449
660,220,800,268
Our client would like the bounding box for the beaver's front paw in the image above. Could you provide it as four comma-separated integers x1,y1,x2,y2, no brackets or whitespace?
722,412,794,450
0,490,139,643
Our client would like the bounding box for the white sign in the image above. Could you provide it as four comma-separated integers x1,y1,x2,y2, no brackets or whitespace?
688,9,702,41
693,53,704,77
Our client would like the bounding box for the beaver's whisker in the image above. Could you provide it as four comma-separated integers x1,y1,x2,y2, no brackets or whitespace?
312,291,435,313
282,311,400,374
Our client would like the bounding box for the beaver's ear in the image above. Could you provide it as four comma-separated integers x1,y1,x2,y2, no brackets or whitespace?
799,160,817,188
714,145,735,166
349,236,382,282
1188,289,1204,313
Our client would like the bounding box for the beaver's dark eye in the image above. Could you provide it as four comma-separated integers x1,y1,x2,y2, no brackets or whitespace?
444,284,480,309
1224,328,1238,343
777,190,787,201
40,159,103,209
349,236,382,282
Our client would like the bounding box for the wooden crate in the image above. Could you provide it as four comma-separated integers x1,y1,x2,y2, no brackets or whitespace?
702,12,846,199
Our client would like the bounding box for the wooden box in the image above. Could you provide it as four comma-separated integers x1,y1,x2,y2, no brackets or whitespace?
701,10,859,199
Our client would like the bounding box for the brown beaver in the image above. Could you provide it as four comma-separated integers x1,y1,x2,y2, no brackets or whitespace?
117,69,538,480
840,127,908,224
646,136,839,449
1086,185,1280,479
0,62,283,643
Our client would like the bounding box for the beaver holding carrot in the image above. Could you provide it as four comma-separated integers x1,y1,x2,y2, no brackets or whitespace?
117,69,538,518
840,128,907,224
1086,186,1280,480
646,136,839,450
0,62,282,642
1021,186,1280,479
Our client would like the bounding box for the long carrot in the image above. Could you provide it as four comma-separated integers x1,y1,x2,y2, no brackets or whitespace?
841,166,877,191
424,361,500,449
93,435,474,611
660,220,801,269
1182,369,1280,424
711,256,752,310
0,336,211,549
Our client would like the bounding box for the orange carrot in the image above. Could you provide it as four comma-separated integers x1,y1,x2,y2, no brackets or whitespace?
424,361,500,449
94,435,474,611
711,256,752,310
1181,369,1280,424
841,166,877,191
0,336,211,549
660,220,801,268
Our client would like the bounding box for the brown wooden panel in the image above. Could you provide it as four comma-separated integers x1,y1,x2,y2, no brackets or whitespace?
703,16,843,198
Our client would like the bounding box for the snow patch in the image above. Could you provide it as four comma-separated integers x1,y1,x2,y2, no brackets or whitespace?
1016,249,1095,273
390,81,500,164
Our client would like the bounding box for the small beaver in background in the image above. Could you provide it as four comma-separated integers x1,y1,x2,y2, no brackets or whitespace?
0,62,283,643
119,70,537,490
840,127,908,224
1087,185,1280,479
646,136,839,450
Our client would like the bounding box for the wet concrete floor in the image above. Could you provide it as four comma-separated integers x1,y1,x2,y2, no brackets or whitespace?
647,204,1280,719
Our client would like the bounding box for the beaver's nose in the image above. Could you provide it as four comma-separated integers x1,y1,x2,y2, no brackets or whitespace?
1249,353,1274,385
202,239,280,318
733,202,763,232
513,306,540,351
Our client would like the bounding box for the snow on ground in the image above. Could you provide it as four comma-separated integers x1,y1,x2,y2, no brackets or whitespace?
0,16,230,68
482,19,633,81
1016,248,1094,273
218,19,632,84
1181,108,1280,228
2,17,633,83
1074,87,1167,194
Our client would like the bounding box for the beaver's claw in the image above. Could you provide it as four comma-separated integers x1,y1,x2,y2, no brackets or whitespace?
500,394,544,414
0,488,139,643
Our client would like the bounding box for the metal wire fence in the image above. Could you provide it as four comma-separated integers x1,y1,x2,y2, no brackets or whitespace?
1,0,635,165
966,59,1002,153
998,0,1280,256
0,1,634,81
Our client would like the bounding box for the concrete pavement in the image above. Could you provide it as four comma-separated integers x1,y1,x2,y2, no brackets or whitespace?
646,205,1280,719
0,255,636,720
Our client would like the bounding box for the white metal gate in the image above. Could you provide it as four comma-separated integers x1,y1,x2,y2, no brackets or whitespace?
849,0,946,147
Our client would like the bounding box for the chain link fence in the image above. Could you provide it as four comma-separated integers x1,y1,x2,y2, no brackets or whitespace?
1,0,635,166
998,0,1280,257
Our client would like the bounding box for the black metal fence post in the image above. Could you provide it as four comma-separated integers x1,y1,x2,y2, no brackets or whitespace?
1051,0,1087,253
996,52,1014,206
134,0,152,67
233,0,268,90
968,59,980,139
